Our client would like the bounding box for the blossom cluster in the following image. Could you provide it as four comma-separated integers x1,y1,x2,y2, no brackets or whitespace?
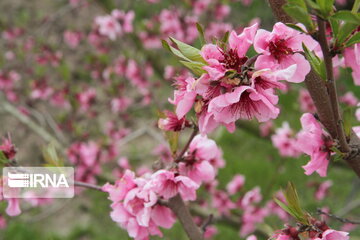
169,22,318,134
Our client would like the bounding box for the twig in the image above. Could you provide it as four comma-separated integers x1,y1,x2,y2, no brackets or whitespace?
175,126,199,163
201,214,214,233
1,101,65,150
168,194,204,240
317,208,360,224
73,181,104,192
316,16,350,153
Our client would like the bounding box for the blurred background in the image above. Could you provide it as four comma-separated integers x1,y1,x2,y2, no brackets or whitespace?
0,0,359,239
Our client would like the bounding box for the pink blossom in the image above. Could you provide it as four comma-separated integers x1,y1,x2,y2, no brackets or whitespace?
344,44,360,85
148,170,199,201
31,79,54,100
208,86,280,124
152,144,173,164
179,135,223,184
0,181,21,217
0,215,6,229
240,206,268,236
296,113,332,177
340,91,358,106
169,75,197,119
226,174,245,195
215,4,231,20
315,180,332,201
322,229,349,240
241,187,262,208
299,88,316,113
0,135,16,160
111,97,132,113
158,110,189,132
211,190,236,215
254,22,318,83
75,88,96,112
63,30,82,48
95,15,122,40
271,122,301,157
259,120,274,137
246,235,257,240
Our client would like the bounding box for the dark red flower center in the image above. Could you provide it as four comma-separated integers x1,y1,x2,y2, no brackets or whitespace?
269,38,294,61
219,48,248,73
229,90,259,119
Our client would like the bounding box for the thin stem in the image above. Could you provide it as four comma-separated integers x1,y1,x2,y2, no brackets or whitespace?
317,209,360,224
168,194,204,240
316,16,350,153
2,101,65,150
175,126,199,163
74,181,104,192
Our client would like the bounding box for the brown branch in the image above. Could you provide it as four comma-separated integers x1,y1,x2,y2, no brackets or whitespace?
267,0,360,177
74,181,104,192
168,194,204,240
317,208,360,224
316,16,350,153
175,126,199,163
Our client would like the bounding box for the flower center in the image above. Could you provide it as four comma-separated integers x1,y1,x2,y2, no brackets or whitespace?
219,48,248,73
269,38,293,61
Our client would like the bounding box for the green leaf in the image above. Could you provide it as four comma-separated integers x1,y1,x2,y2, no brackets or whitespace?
170,37,206,64
329,17,339,39
283,4,314,31
283,182,308,224
196,23,206,46
0,151,8,164
353,0,360,13
302,43,326,80
343,107,354,138
332,11,360,24
42,143,64,167
165,131,179,153
305,0,320,10
274,198,301,220
336,22,359,46
285,23,307,33
345,32,360,47
316,0,334,17
288,0,307,9
219,31,230,50
162,40,192,62
180,60,206,76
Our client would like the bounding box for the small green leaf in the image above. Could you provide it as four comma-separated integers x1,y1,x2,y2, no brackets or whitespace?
336,22,359,46
283,182,309,224
345,32,360,47
332,11,360,24
329,17,339,39
283,4,314,31
316,0,334,17
343,107,354,138
0,151,8,164
288,0,307,9
162,40,192,62
180,60,206,76
285,23,307,33
196,23,206,46
353,0,360,13
219,31,230,50
165,131,179,153
170,37,206,64
302,43,326,80
305,0,320,10
42,143,64,167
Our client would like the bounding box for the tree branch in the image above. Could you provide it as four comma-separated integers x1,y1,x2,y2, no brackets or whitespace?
316,16,350,153
168,194,204,240
267,0,360,177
